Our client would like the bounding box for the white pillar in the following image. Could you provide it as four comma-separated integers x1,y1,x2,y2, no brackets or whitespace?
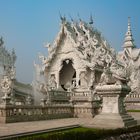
76,70,80,87
56,72,59,89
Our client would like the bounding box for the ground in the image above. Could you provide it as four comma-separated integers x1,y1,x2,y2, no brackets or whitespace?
0,113,139,139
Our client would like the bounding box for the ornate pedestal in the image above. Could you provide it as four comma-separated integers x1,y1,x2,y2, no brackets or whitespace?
92,85,137,128
0,95,13,123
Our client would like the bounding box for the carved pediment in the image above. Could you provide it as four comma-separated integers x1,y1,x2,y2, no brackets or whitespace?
40,19,117,71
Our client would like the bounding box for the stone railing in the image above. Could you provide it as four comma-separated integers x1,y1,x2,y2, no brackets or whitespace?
126,104,140,110
0,104,73,123
125,93,140,102
49,90,71,103
125,93,140,110
70,89,93,102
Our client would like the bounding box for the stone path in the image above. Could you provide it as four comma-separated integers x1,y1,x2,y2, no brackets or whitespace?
0,118,81,138
0,114,139,139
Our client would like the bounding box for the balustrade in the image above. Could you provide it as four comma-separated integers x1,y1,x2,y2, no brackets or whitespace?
0,104,73,123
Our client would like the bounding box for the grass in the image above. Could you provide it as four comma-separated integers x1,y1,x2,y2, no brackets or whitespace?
10,125,140,140
127,110,140,112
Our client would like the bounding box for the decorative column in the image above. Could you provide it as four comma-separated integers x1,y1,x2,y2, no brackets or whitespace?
0,76,12,106
89,70,95,89
56,72,59,89
92,84,137,128
76,70,80,87
0,75,13,123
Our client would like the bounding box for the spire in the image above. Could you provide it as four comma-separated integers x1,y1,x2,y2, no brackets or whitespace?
11,48,17,65
59,12,66,24
0,37,4,47
89,14,93,25
123,17,135,49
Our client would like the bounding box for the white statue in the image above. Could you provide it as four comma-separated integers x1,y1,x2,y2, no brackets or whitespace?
65,81,71,91
44,43,55,55
10,66,16,80
49,75,57,90
38,53,49,67
38,82,48,95
79,72,88,88
89,71,95,89
99,67,111,85
0,75,12,96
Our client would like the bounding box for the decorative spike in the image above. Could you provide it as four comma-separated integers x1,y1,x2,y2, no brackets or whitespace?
127,17,132,35
59,11,63,20
77,13,82,22
89,14,93,24
0,36,4,47
69,14,74,22
11,48,17,64
59,12,66,23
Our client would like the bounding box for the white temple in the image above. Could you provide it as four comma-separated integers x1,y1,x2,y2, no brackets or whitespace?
0,16,139,128
0,37,33,105
33,16,140,118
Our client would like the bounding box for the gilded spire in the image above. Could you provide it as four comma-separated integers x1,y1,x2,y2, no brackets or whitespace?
123,17,135,49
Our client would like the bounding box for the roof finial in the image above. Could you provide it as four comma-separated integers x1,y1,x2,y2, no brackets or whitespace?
11,48,17,65
59,12,66,24
128,17,130,22
77,13,82,22
0,37,4,47
89,13,93,24
128,17,131,32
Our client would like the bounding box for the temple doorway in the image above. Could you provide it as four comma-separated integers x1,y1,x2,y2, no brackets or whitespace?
59,59,76,91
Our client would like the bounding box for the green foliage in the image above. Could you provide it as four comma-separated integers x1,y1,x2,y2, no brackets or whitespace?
127,110,140,112
15,125,140,140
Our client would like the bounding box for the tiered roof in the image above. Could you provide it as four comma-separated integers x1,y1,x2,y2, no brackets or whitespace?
40,17,116,70
123,17,135,49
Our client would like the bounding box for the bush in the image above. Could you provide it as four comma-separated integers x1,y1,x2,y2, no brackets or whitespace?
127,110,140,112
17,125,140,140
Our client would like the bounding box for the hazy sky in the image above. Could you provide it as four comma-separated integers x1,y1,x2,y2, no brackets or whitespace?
0,0,140,84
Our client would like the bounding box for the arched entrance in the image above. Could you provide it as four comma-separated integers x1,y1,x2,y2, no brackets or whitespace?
59,59,76,91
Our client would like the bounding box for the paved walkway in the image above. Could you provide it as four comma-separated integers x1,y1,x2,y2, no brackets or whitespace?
0,113,139,139
0,118,81,138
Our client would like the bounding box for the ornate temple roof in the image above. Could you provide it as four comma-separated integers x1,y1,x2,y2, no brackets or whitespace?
13,80,32,96
119,17,140,64
131,48,140,61
39,17,117,71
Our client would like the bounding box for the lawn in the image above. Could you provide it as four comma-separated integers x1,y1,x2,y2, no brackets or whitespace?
12,125,140,140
